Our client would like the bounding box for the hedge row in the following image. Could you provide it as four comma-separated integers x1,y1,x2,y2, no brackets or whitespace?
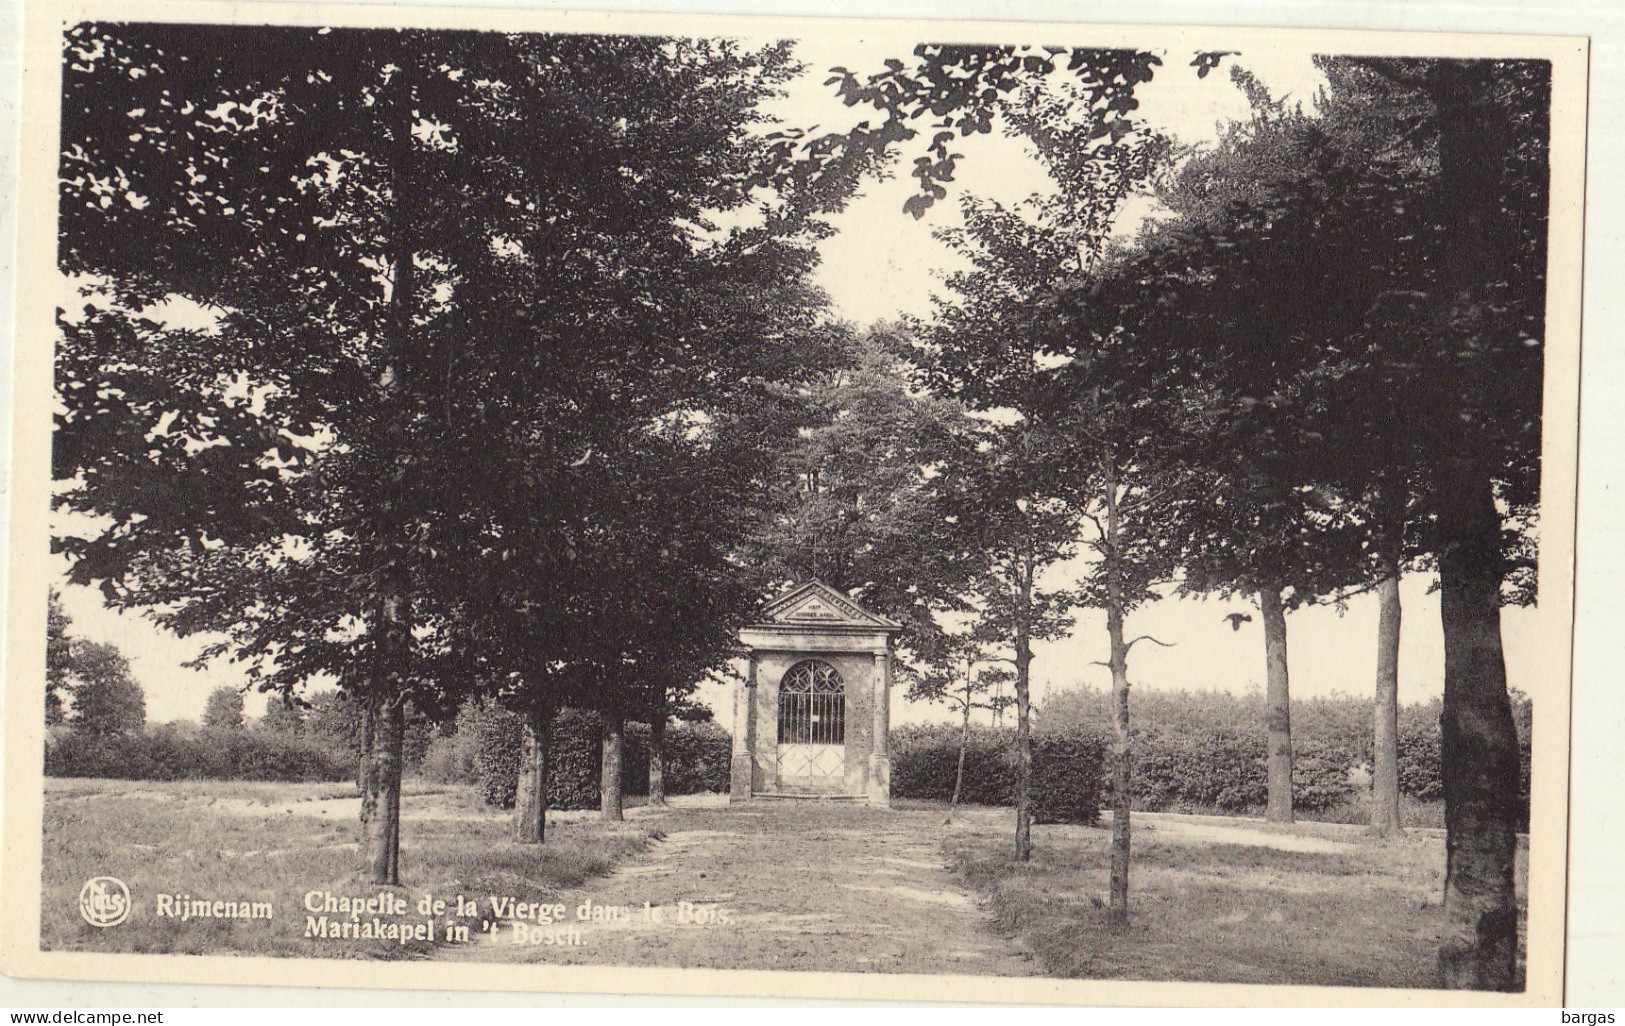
45,724,355,782
890,725,1014,806
420,703,733,810
1037,688,1533,825
1130,727,1375,814
888,713,1530,826
46,687,1530,828
889,725,1105,824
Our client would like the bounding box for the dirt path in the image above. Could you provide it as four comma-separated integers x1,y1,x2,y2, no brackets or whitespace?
441,799,1036,976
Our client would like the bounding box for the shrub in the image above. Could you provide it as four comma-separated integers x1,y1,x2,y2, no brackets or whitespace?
402,715,438,774
540,709,647,812
1133,727,1266,812
889,724,1103,823
429,702,722,810
1292,732,1365,813
889,725,1016,806
200,686,245,730
658,721,732,795
1039,686,1531,823
1395,724,1442,803
45,724,354,782
418,700,490,786
64,641,146,736
473,704,528,808
1030,728,1105,824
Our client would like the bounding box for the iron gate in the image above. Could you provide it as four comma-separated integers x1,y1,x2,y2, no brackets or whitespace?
776,660,846,788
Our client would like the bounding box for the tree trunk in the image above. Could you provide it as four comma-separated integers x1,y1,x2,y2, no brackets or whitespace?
1422,60,1522,992
363,695,405,885
601,711,625,822
1372,570,1404,834
358,108,415,887
513,702,555,844
1105,594,1132,930
357,702,375,806
946,690,971,826
513,714,539,841
1435,468,1520,990
1259,583,1294,824
648,715,667,807
1104,467,1132,930
1012,529,1035,862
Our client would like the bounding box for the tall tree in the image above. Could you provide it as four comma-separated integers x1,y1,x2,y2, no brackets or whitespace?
1360,57,1546,991
913,329,1083,863
201,685,246,730
934,467,1080,863
1050,384,1185,926
1083,82,1369,848
45,589,73,726
920,189,1089,864
1081,56,1546,983
744,323,978,662
65,640,146,736
256,695,306,735
1158,361,1374,827
817,46,1549,985
997,269,1191,925
923,78,1176,902
55,25,845,880
1175,58,1544,982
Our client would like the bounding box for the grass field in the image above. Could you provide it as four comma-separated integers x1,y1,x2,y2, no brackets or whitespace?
943,806,1527,988
41,779,1520,987
41,778,658,959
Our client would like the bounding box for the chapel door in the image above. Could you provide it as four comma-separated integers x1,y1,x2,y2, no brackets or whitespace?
776,660,846,791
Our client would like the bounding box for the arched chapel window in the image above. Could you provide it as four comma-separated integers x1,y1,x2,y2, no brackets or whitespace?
778,660,845,745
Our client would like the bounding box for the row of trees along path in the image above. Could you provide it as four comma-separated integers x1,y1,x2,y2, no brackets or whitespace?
56,30,1543,991
821,50,1543,990
57,26,880,873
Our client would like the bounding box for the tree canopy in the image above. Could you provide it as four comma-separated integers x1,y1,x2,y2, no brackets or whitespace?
201,685,246,729
54,23,857,878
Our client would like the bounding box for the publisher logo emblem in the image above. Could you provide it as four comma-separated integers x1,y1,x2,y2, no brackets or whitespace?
78,877,131,927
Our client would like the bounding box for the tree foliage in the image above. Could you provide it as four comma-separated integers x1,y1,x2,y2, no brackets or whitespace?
201,685,246,730
805,46,1161,218
45,589,73,725
1051,55,1549,984
743,324,981,661
44,589,147,735
54,24,852,876
829,45,1549,985
912,73,1180,908
63,639,147,736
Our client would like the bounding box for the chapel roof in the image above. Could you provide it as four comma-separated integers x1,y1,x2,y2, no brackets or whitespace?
751,579,904,633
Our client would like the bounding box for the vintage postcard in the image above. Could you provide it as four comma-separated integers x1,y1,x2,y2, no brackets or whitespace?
0,0,1587,1006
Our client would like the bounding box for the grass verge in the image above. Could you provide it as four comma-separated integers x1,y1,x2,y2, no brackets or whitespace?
944,810,1525,989
42,778,658,959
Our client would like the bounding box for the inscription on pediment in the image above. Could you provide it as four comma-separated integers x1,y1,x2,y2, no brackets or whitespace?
782,596,846,622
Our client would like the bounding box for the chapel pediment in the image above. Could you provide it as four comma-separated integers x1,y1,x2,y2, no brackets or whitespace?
755,580,902,631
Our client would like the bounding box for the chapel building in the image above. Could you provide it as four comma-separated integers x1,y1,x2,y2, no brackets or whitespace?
730,580,902,806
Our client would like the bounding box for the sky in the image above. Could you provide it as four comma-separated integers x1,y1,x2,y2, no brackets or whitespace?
794,41,1330,325
46,38,1559,728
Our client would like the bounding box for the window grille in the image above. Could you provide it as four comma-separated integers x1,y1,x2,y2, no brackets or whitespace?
778,660,845,745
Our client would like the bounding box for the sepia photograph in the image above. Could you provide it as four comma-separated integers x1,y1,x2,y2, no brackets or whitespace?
0,0,1588,1006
